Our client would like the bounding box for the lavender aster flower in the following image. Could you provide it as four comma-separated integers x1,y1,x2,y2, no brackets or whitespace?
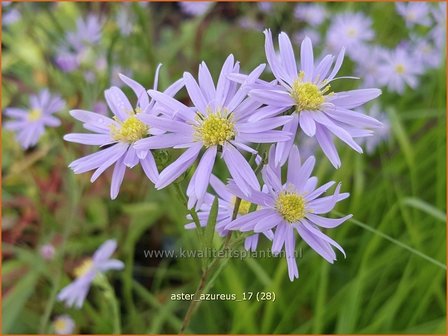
4,90,65,149
116,5,134,36
352,45,388,88
377,46,423,94
294,3,327,27
52,315,75,335
396,2,431,27
2,2,21,27
250,30,382,168
412,37,443,70
180,2,212,16
326,12,374,58
56,15,102,73
226,145,351,281
66,15,102,48
55,51,80,73
135,55,292,209
111,66,133,87
57,240,123,308
258,2,273,13
64,67,183,199
431,3,447,50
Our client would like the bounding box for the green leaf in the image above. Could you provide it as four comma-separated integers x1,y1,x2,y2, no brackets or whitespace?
402,197,446,223
2,272,40,333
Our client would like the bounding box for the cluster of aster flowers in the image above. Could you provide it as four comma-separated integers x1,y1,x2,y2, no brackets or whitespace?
287,2,445,153
291,2,445,94
55,15,103,73
60,29,382,282
54,13,135,88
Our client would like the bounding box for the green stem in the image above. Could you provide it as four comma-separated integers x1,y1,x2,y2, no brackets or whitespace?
179,198,241,334
173,182,207,268
179,147,262,333
97,275,122,334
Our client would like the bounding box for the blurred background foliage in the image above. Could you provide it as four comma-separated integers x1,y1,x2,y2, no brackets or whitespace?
2,1,446,334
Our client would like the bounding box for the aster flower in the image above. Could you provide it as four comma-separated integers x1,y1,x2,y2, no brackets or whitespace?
52,315,75,335
179,2,212,16
66,15,102,49
294,3,327,27
258,2,273,13
352,45,389,88
116,5,134,36
412,37,443,70
431,3,447,50
55,15,102,73
2,2,21,27
4,90,65,149
377,46,423,94
250,30,382,168
64,67,184,199
226,145,351,281
326,12,374,58
135,55,292,209
57,240,123,308
396,2,431,27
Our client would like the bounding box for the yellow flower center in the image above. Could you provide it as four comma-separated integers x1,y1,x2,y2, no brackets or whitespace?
28,108,42,121
407,11,417,21
53,318,68,333
195,111,235,147
110,113,148,143
395,64,406,74
291,71,330,112
346,27,358,38
275,192,306,223
74,258,94,278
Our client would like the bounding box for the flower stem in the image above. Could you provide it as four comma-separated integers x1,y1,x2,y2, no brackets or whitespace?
179,198,241,334
97,275,122,334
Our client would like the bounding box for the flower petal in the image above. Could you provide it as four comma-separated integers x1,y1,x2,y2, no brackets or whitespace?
222,143,259,195
299,111,316,136
306,213,352,228
184,71,209,112
156,143,202,189
300,37,314,81
140,151,159,183
279,32,297,83
93,240,118,263
110,159,127,199
315,125,341,168
104,87,133,121
64,133,114,146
